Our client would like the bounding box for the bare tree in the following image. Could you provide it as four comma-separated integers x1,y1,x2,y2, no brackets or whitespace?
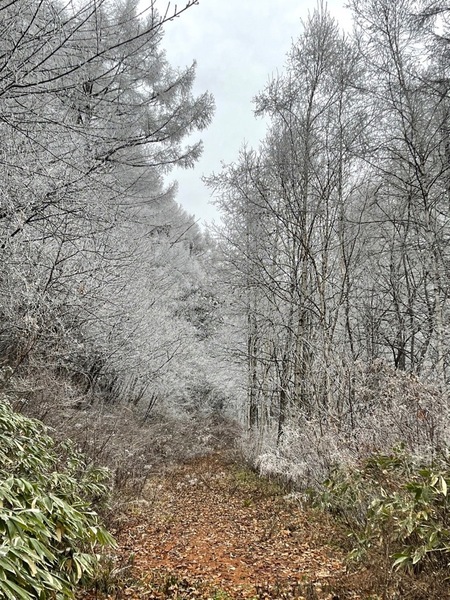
210,3,367,437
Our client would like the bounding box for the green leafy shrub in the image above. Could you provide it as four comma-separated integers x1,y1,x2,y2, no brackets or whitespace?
364,463,450,571
313,447,415,527
312,447,450,572
0,396,115,599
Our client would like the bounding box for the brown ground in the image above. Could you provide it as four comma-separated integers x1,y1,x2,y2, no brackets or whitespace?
86,453,361,599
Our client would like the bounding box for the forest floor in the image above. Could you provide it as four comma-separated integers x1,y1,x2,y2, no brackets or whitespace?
82,452,375,600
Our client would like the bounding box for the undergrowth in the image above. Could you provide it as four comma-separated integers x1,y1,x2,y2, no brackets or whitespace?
310,446,450,598
0,395,115,599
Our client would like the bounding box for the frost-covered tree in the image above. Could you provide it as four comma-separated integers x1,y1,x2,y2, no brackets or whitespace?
211,0,450,472
210,3,364,435
0,0,214,407
349,0,450,381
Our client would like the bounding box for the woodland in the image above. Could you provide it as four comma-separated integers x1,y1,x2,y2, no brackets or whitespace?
1,0,450,599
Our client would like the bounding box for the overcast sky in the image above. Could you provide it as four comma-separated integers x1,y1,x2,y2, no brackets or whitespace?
159,0,352,226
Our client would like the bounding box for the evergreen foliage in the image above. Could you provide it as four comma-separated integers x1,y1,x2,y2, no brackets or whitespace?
0,396,114,599
312,447,450,573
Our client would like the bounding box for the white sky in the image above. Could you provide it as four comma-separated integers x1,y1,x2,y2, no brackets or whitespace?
158,0,353,226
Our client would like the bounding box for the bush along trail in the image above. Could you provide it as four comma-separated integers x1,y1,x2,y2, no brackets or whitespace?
82,453,350,600
3,395,448,600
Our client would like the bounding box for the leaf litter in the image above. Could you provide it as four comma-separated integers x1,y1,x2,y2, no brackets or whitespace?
81,453,361,599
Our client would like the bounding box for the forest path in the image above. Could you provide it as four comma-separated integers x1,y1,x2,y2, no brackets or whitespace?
100,453,354,599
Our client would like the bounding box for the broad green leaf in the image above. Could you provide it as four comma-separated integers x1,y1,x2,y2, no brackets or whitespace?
392,553,410,569
1,578,34,600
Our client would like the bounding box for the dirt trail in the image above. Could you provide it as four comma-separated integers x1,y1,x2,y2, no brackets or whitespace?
111,453,350,599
